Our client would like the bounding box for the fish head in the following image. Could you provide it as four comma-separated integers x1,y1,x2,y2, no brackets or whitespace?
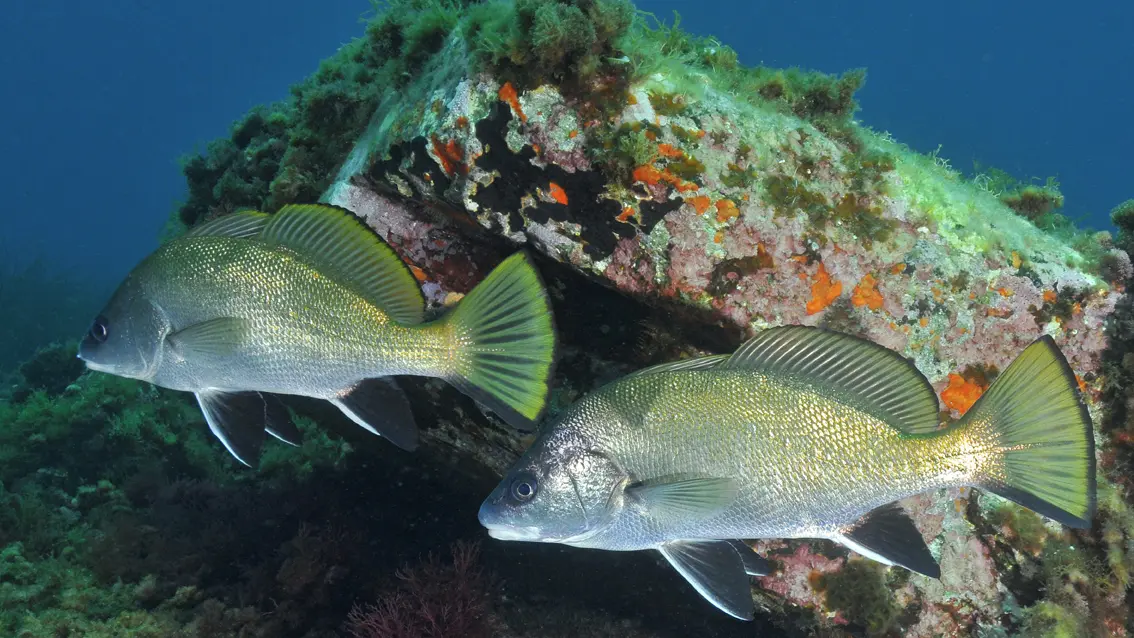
78,276,168,380
479,426,629,545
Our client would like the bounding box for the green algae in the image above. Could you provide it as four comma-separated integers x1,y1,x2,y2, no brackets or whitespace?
589,121,660,182
624,12,866,128
648,90,687,116
1111,199,1134,249
987,504,1048,556
971,165,1066,222
258,414,353,480
814,559,901,636
1018,601,1086,638
1001,184,1065,221
720,162,758,189
464,0,634,96
398,1,463,71
888,142,1100,271
665,154,704,180
763,174,828,218
169,0,1105,274
15,342,85,397
176,57,379,227
1096,482,1134,590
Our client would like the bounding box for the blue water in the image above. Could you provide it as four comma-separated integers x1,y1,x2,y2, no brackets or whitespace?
0,0,371,278
0,2,1129,635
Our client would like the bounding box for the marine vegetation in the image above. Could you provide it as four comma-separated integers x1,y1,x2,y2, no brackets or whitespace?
345,541,491,638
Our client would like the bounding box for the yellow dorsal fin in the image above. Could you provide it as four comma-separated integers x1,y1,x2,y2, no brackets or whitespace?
259,204,424,325
624,354,729,379
185,210,270,238
722,326,941,434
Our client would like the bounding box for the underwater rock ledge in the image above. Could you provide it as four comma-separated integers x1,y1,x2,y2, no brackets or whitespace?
164,1,1134,636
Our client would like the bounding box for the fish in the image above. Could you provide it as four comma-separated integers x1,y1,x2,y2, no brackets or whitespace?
79,204,556,465
478,325,1095,619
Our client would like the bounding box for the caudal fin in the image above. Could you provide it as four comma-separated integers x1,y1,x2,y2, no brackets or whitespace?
442,252,556,430
962,335,1096,527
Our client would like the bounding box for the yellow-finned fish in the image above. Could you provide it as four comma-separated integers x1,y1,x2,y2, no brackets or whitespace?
478,326,1095,619
79,204,556,465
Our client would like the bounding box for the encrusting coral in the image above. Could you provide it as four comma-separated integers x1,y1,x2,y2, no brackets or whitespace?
6,1,1132,636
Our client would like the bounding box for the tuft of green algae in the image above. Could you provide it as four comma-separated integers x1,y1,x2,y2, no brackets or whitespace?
813,559,902,636
1111,199,1134,248
464,0,634,96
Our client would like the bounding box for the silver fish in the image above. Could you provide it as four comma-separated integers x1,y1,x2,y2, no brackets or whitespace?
478,326,1095,618
79,204,556,464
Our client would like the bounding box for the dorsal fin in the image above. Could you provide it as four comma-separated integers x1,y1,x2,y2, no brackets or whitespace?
186,210,270,238
259,204,424,325
624,354,729,379
721,326,941,434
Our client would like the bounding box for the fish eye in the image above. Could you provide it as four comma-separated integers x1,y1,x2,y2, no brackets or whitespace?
510,473,538,502
89,316,109,343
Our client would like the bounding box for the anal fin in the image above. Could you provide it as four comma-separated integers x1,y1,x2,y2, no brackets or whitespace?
196,390,269,467
263,394,302,446
834,503,940,578
658,540,755,620
727,540,773,577
330,377,419,451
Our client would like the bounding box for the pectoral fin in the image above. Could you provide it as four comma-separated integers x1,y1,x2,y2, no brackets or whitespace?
168,318,249,359
330,377,418,451
196,390,269,467
627,475,738,522
834,503,940,578
658,540,755,620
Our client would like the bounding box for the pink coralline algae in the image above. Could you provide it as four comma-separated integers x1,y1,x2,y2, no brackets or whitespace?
346,542,491,638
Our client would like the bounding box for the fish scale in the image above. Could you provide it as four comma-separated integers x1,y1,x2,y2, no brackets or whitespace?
144,236,444,396
582,370,949,542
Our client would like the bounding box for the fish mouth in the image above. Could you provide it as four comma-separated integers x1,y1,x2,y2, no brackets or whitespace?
483,524,544,542
79,358,114,373
479,501,544,542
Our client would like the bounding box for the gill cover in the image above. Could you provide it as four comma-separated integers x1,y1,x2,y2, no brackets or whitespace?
78,276,167,380
479,442,627,544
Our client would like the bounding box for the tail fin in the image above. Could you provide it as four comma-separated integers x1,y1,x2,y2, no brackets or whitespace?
962,335,1096,528
442,252,556,430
